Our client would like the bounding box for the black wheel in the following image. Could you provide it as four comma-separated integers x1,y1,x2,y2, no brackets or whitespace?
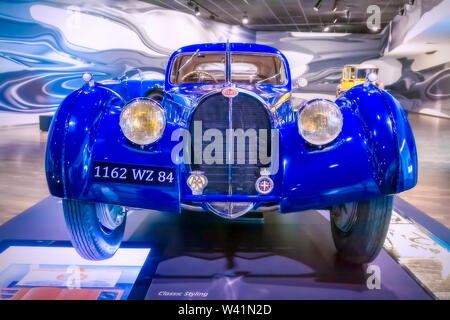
330,195,392,264
62,199,127,260
145,87,164,102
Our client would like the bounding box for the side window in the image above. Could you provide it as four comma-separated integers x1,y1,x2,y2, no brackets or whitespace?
350,68,356,80
278,60,287,84
357,69,366,79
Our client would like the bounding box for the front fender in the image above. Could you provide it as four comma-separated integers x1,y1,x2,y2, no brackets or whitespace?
46,82,182,213
381,90,418,192
46,89,80,198
341,84,417,194
46,83,125,198
280,84,417,212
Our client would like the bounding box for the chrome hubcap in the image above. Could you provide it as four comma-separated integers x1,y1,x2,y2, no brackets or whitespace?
331,202,358,232
96,203,126,231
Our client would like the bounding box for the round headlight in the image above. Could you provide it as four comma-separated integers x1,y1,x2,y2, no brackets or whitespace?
119,99,165,145
297,99,343,146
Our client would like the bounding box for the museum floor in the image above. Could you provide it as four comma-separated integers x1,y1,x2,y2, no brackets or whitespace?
0,112,449,228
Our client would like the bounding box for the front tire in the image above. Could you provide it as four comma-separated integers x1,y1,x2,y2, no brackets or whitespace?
330,195,392,264
63,199,127,260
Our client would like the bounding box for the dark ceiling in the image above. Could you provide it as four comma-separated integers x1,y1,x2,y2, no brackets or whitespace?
144,0,413,33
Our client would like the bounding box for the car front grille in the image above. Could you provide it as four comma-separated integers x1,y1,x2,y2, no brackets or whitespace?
188,91,271,195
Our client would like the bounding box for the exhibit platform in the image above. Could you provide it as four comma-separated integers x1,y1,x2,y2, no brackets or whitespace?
0,196,448,300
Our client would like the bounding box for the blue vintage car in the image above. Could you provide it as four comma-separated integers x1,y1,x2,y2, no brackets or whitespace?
46,43,417,263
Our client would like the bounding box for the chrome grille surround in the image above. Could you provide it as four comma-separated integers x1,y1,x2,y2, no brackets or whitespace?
187,89,272,218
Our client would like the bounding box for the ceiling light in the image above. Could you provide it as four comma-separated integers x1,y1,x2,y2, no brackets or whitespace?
242,12,249,24
323,25,330,32
314,0,322,11
194,6,201,16
332,0,338,12
333,17,338,24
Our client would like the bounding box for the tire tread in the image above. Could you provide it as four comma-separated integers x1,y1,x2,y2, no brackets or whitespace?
331,195,393,264
63,199,125,260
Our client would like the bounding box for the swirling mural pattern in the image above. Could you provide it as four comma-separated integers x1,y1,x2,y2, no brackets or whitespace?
0,0,448,122
259,29,450,118
0,0,254,116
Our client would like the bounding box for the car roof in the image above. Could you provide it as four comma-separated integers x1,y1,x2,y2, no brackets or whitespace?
174,42,282,55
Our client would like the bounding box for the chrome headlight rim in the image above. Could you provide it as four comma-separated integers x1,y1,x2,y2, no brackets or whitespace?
297,98,343,146
119,97,166,145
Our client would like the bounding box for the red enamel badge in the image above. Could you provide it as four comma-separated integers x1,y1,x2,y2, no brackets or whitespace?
222,87,239,98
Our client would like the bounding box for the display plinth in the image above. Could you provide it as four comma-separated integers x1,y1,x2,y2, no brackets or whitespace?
0,197,433,300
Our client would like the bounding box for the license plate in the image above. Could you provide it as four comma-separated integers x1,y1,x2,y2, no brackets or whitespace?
92,162,175,186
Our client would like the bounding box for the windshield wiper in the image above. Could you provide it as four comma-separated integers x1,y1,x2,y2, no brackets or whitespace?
256,72,280,84
179,49,200,72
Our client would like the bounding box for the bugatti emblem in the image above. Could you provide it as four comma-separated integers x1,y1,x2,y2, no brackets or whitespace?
187,171,208,195
255,176,274,195
222,87,239,98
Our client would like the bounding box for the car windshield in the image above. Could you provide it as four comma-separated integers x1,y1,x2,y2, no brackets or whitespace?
231,53,286,84
170,52,226,84
170,52,287,85
357,68,378,79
